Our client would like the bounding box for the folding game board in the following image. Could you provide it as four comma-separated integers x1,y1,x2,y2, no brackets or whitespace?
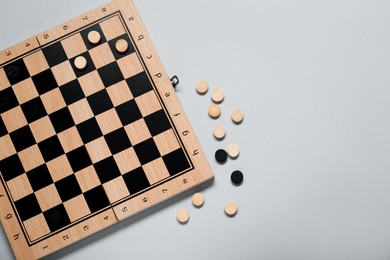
0,0,214,258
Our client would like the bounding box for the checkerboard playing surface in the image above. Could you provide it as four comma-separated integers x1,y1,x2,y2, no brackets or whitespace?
0,1,214,259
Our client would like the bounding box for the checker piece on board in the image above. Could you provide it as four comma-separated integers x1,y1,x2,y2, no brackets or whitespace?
0,0,214,259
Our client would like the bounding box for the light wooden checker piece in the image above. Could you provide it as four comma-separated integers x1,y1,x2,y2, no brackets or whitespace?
0,0,214,259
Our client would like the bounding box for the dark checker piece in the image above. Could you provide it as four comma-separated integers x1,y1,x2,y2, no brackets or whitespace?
0,87,19,114
43,204,71,232
94,157,121,184
122,167,150,195
104,128,132,155
98,62,124,87
9,125,36,152
38,135,64,162
66,146,92,173
14,194,41,222
60,80,85,105
163,148,191,176
83,185,110,213
215,149,228,164
126,72,153,98
4,59,30,85
42,41,68,67
115,99,142,126
32,69,58,95
26,164,53,192
21,97,47,123
144,109,171,136
55,174,82,202
231,170,244,185
0,154,25,181
0,119,7,137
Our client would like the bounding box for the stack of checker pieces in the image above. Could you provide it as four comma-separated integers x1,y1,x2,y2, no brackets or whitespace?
0,0,214,259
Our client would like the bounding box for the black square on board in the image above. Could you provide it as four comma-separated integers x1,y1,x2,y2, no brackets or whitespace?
42,42,68,67
80,23,107,50
115,99,142,126
9,125,35,152
84,185,110,213
38,135,64,162
94,157,121,184
104,128,132,155
21,97,47,123
76,117,103,144
60,80,85,105
15,194,41,221
163,148,191,176
122,167,150,195
98,62,124,88
87,90,113,115
0,119,7,137
69,52,95,77
0,87,19,114
66,146,92,173
26,164,53,192
0,154,25,182
126,71,153,98
32,69,58,95
144,109,171,136
108,34,135,60
133,138,161,165
4,59,30,85
49,107,75,133
55,174,82,202
43,204,71,232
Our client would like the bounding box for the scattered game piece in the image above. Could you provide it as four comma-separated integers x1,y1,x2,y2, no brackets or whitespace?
115,38,129,53
87,30,101,45
231,109,244,124
211,88,224,103
192,192,205,207
213,125,226,140
215,149,228,163
224,202,238,216
208,104,221,119
195,80,209,94
231,170,244,185
176,209,190,224
227,143,240,158
0,0,215,258
74,55,87,70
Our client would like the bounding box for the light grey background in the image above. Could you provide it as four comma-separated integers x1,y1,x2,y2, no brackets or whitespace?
1,0,390,259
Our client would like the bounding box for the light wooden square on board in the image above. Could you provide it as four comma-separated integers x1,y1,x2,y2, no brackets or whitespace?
153,129,181,157
61,33,88,59
113,147,141,174
103,176,130,203
23,51,49,76
89,42,115,69
23,213,50,241
46,154,73,182
117,52,143,79
142,157,170,185
124,119,151,145
57,126,83,153
68,99,94,124
18,145,44,172
75,166,100,192
40,88,67,114
51,61,77,86
12,78,38,104
0,135,16,160
29,117,56,143
63,194,91,222
135,90,162,117
95,108,122,135
6,174,33,201
1,106,28,133
0,68,10,91
100,16,126,41
106,80,133,106
78,71,105,97
35,184,62,211
85,137,111,163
